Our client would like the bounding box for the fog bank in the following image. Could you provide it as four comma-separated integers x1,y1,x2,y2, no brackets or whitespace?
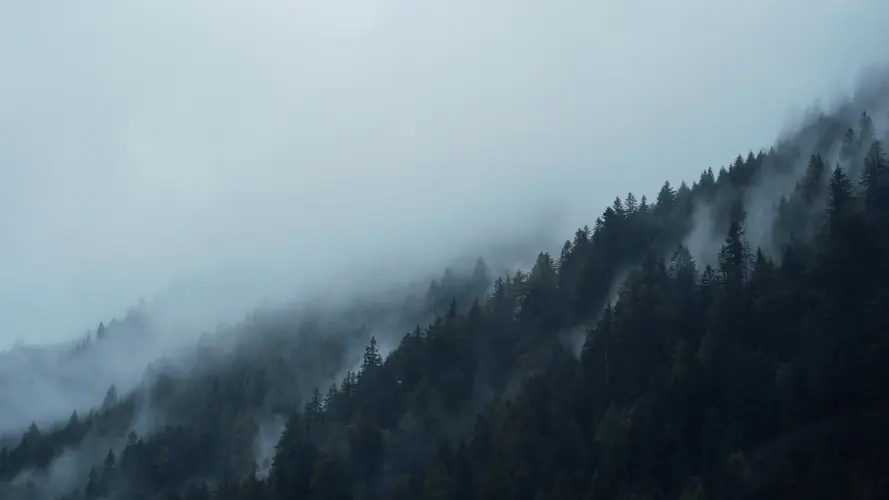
2,0,888,350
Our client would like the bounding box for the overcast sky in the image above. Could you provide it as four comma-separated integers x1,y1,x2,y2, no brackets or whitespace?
1,0,887,349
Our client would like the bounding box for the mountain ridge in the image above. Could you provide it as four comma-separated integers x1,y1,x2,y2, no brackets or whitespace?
1,74,889,499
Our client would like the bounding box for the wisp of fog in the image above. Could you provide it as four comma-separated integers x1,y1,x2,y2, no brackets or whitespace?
1,2,888,482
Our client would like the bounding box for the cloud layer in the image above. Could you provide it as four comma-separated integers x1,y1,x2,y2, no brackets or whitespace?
1,0,888,348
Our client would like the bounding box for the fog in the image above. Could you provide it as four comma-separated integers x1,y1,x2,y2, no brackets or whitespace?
685,77,889,270
2,0,888,351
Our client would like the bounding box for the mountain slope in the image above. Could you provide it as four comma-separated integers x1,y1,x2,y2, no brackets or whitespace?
2,79,889,499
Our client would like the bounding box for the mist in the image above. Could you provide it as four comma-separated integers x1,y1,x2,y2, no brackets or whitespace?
1,2,888,496
2,2,889,486
1,0,887,351
2,0,886,454
684,74,889,269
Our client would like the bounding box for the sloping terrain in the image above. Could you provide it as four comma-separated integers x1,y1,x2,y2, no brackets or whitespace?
2,76,889,500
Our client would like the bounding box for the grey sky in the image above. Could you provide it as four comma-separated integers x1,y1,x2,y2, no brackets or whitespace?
1,0,887,349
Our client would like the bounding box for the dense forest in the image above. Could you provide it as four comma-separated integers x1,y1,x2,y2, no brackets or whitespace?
2,83,889,499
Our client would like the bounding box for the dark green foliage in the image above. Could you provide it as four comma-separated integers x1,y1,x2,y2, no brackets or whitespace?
3,109,889,500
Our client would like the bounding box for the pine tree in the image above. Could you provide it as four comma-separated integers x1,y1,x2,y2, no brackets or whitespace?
656,181,677,209
718,220,749,285
471,257,490,294
305,387,323,419
324,384,338,409
270,413,316,499
826,164,855,220
699,167,715,190
840,127,857,164
800,154,828,203
84,468,101,498
361,337,383,374
102,384,118,409
624,192,638,214
612,197,625,218
446,298,458,320
668,244,697,286
857,111,875,151
861,140,888,214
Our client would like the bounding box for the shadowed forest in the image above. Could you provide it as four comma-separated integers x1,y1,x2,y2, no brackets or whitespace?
2,80,889,499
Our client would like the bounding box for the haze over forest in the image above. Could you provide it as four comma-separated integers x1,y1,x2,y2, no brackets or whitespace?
2,0,888,349
2,1,889,500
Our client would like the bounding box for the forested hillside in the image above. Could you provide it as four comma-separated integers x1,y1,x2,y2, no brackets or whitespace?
2,84,889,499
